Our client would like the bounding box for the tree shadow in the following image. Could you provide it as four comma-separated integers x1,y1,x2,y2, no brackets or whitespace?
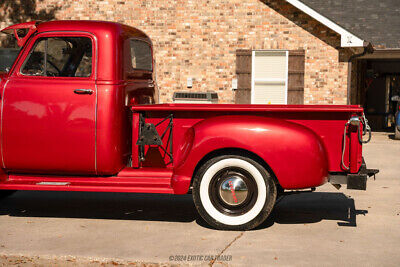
0,0,60,24
0,0,60,47
0,191,366,230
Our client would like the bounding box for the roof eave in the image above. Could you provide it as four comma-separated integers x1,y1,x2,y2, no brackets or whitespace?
285,0,368,48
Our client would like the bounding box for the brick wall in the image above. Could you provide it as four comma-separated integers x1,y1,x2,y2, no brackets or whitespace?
1,0,349,104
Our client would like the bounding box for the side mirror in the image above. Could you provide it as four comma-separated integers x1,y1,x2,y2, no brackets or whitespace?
391,95,400,101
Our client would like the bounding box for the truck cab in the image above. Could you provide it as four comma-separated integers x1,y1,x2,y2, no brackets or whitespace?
0,21,155,176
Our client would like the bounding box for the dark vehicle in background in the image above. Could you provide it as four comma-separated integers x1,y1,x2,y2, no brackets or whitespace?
0,48,20,72
393,95,400,139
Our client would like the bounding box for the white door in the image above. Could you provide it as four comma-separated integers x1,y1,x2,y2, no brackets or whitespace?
251,50,288,104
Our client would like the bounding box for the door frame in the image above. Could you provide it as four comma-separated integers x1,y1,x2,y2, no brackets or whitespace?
1,30,99,173
12,31,98,80
251,50,289,104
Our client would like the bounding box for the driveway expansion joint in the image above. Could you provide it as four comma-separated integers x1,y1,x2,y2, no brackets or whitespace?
209,231,244,266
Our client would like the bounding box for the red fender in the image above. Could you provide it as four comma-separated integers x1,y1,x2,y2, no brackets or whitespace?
172,115,329,194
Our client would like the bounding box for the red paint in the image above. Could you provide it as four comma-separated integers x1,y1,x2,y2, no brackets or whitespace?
0,21,367,195
1,21,154,176
1,21,38,47
228,181,238,203
2,173,173,194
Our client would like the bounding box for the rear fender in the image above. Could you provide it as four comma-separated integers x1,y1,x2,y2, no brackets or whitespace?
172,115,329,194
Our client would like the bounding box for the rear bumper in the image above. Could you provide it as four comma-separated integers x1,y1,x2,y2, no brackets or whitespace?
328,161,379,190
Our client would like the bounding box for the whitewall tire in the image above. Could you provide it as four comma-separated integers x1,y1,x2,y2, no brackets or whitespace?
193,155,277,230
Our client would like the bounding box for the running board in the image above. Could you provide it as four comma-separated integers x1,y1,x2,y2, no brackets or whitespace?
0,168,174,194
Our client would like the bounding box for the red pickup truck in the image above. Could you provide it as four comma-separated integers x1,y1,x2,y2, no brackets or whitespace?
0,21,378,230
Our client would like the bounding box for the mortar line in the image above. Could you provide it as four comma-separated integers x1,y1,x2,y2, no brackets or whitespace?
209,231,244,266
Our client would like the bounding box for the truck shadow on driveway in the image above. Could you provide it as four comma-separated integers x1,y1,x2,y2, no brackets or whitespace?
0,191,198,223
259,192,368,229
0,191,367,229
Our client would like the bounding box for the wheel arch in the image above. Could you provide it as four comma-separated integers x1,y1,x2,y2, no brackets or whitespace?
191,147,281,189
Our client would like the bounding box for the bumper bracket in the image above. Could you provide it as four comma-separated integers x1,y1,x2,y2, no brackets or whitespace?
329,162,379,191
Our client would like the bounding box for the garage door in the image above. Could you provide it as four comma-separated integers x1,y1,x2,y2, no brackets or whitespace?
251,51,288,104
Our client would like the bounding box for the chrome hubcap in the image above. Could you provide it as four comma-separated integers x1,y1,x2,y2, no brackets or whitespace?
219,176,248,206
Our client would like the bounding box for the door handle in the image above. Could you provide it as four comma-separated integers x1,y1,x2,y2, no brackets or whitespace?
74,89,93,95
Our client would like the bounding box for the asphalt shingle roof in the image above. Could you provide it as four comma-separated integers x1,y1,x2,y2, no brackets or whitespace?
298,0,400,48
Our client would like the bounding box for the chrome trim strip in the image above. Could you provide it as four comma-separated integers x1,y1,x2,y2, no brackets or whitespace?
94,83,98,174
0,79,10,168
94,33,98,174
36,182,70,186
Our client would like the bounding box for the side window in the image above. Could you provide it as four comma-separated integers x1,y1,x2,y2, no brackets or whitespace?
130,39,152,71
21,37,92,77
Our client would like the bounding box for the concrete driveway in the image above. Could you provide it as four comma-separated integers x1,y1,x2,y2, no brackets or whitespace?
0,132,399,266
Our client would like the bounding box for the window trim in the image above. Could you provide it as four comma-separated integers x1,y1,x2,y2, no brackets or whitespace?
251,50,289,104
129,37,153,72
16,31,97,80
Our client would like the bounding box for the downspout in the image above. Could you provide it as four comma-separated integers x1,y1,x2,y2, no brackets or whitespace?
347,43,374,104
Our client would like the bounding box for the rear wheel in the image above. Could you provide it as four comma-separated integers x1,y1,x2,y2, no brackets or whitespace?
193,155,277,230
0,190,16,200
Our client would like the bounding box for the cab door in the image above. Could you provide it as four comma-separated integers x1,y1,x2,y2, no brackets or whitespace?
1,33,97,175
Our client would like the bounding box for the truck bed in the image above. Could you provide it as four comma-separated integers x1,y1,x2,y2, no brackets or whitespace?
131,104,364,183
